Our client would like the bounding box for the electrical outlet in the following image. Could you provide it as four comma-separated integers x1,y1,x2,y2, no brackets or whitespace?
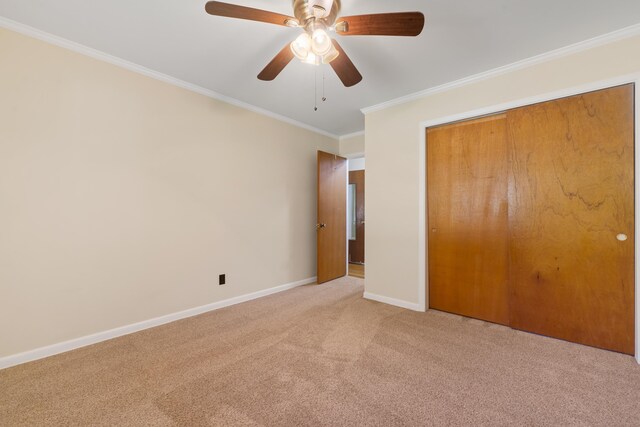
219,274,226,285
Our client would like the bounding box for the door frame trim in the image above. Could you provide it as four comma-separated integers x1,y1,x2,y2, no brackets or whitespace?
418,73,640,363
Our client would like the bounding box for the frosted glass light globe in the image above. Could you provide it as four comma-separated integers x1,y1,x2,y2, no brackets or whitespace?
321,44,339,64
290,33,312,60
311,29,332,56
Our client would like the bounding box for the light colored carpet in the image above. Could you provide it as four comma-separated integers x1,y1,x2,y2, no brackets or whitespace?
1,276,639,426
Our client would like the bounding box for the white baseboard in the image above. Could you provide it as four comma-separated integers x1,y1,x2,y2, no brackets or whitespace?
363,291,424,312
0,276,317,370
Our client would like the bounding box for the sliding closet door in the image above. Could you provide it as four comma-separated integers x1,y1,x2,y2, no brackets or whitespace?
427,115,510,325
508,85,635,354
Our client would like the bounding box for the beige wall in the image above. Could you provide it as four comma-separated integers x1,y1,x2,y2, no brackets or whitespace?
339,133,364,157
0,28,338,357
365,34,640,306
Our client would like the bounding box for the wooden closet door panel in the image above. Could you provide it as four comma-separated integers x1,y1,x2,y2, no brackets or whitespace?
508,84,635,354
428,115,510,325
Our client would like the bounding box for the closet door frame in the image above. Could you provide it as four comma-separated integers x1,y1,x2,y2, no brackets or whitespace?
418,74,640,363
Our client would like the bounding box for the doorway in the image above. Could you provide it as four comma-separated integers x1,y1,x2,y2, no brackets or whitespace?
317,151,347,284
348,156,365,278
316,151,365,282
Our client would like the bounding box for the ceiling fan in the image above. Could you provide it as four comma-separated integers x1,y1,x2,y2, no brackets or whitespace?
205,0,425,87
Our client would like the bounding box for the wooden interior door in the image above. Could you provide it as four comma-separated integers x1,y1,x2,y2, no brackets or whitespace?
427,114,510,325
317,150,347,284
349,170,365,264
508,85,635,354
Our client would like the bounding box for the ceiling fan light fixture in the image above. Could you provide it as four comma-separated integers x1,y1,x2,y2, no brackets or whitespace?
311,28,332,56
290,32,312,60
206,1,426,86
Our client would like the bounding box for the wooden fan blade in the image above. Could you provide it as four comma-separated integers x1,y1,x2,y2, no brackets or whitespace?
336,12,425,36
205,1,296,27
329,40,362,87
258,44,295,81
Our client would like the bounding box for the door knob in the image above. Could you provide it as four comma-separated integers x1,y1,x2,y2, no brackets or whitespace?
316,223,326,230
617,233,628,241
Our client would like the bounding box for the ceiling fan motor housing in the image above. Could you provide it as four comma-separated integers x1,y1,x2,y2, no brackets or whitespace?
293,0,341,29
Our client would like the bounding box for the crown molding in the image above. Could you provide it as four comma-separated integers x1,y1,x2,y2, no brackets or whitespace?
0,16,339,140
339,130,365,141
362,23,640,115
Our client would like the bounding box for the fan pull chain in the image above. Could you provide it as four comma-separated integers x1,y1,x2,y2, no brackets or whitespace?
314,67,318,111
322,71,327,102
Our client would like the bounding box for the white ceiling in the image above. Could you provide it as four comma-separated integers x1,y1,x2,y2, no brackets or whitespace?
1,1,640,137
